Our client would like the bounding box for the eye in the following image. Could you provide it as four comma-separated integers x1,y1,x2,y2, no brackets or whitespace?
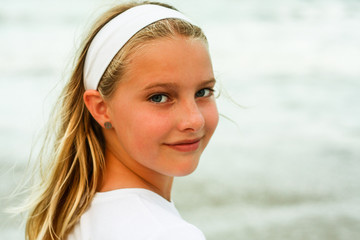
195,88,214,98
149,94,169,103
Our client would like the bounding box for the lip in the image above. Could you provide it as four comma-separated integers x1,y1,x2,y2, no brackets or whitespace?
164,138,202,152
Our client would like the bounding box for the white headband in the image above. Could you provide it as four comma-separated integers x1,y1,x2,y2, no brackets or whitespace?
83,4,193,90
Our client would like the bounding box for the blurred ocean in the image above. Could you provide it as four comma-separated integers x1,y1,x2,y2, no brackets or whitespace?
1,0,360,239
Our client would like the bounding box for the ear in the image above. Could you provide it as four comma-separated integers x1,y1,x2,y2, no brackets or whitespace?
83,90,110,128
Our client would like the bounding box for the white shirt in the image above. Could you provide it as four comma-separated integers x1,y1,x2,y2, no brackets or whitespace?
67,188,206,240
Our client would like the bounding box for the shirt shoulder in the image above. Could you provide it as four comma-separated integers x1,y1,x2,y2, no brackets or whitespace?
149,224,206,240
67,189,205,240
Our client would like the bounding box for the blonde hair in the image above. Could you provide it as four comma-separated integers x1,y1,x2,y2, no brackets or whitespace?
25,1,207,239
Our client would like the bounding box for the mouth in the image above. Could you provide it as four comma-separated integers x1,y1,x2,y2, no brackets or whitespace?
164,138,202,152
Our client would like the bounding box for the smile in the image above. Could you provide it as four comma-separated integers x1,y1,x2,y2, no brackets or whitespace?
164,138,202,152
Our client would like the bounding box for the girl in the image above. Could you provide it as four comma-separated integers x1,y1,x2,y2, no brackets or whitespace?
25,1,218,239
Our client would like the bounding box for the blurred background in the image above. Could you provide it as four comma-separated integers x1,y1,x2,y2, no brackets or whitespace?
1,0,359,239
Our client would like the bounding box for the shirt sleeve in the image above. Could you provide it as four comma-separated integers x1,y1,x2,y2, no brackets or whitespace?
149,224,206,240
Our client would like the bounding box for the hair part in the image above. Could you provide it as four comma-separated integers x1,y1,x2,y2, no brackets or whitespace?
24,1,208,239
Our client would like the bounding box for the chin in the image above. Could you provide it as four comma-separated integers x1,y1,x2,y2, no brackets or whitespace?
171,158,200,177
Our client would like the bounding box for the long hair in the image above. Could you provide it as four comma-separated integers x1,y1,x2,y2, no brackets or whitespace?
25,1,208,239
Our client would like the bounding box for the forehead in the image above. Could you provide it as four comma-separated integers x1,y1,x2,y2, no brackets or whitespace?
122,36,213,83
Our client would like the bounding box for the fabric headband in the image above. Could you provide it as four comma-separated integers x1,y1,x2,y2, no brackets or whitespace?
83,4,193,90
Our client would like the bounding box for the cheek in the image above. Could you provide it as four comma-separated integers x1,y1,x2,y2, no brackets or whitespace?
124,109,171,145
204,102,219,134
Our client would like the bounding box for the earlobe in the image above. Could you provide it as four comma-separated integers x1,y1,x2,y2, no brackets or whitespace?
83,90,110,128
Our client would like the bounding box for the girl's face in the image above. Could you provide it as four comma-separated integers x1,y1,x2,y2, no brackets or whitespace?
106,36,218,177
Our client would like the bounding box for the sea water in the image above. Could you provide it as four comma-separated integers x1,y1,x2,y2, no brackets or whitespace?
1,0,360,239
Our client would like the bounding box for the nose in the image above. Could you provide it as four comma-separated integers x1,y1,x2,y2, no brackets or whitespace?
177,100,205,132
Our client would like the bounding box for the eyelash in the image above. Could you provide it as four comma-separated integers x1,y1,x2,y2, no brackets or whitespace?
195,88,214,98
148,88,215,104
148,93,169,103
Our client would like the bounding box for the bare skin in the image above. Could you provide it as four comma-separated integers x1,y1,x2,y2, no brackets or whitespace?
84,35,218,201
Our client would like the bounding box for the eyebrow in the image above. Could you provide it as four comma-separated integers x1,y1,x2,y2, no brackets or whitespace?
143,78,216,91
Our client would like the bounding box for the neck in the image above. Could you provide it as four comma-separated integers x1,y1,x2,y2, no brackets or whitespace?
98,148,174,201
